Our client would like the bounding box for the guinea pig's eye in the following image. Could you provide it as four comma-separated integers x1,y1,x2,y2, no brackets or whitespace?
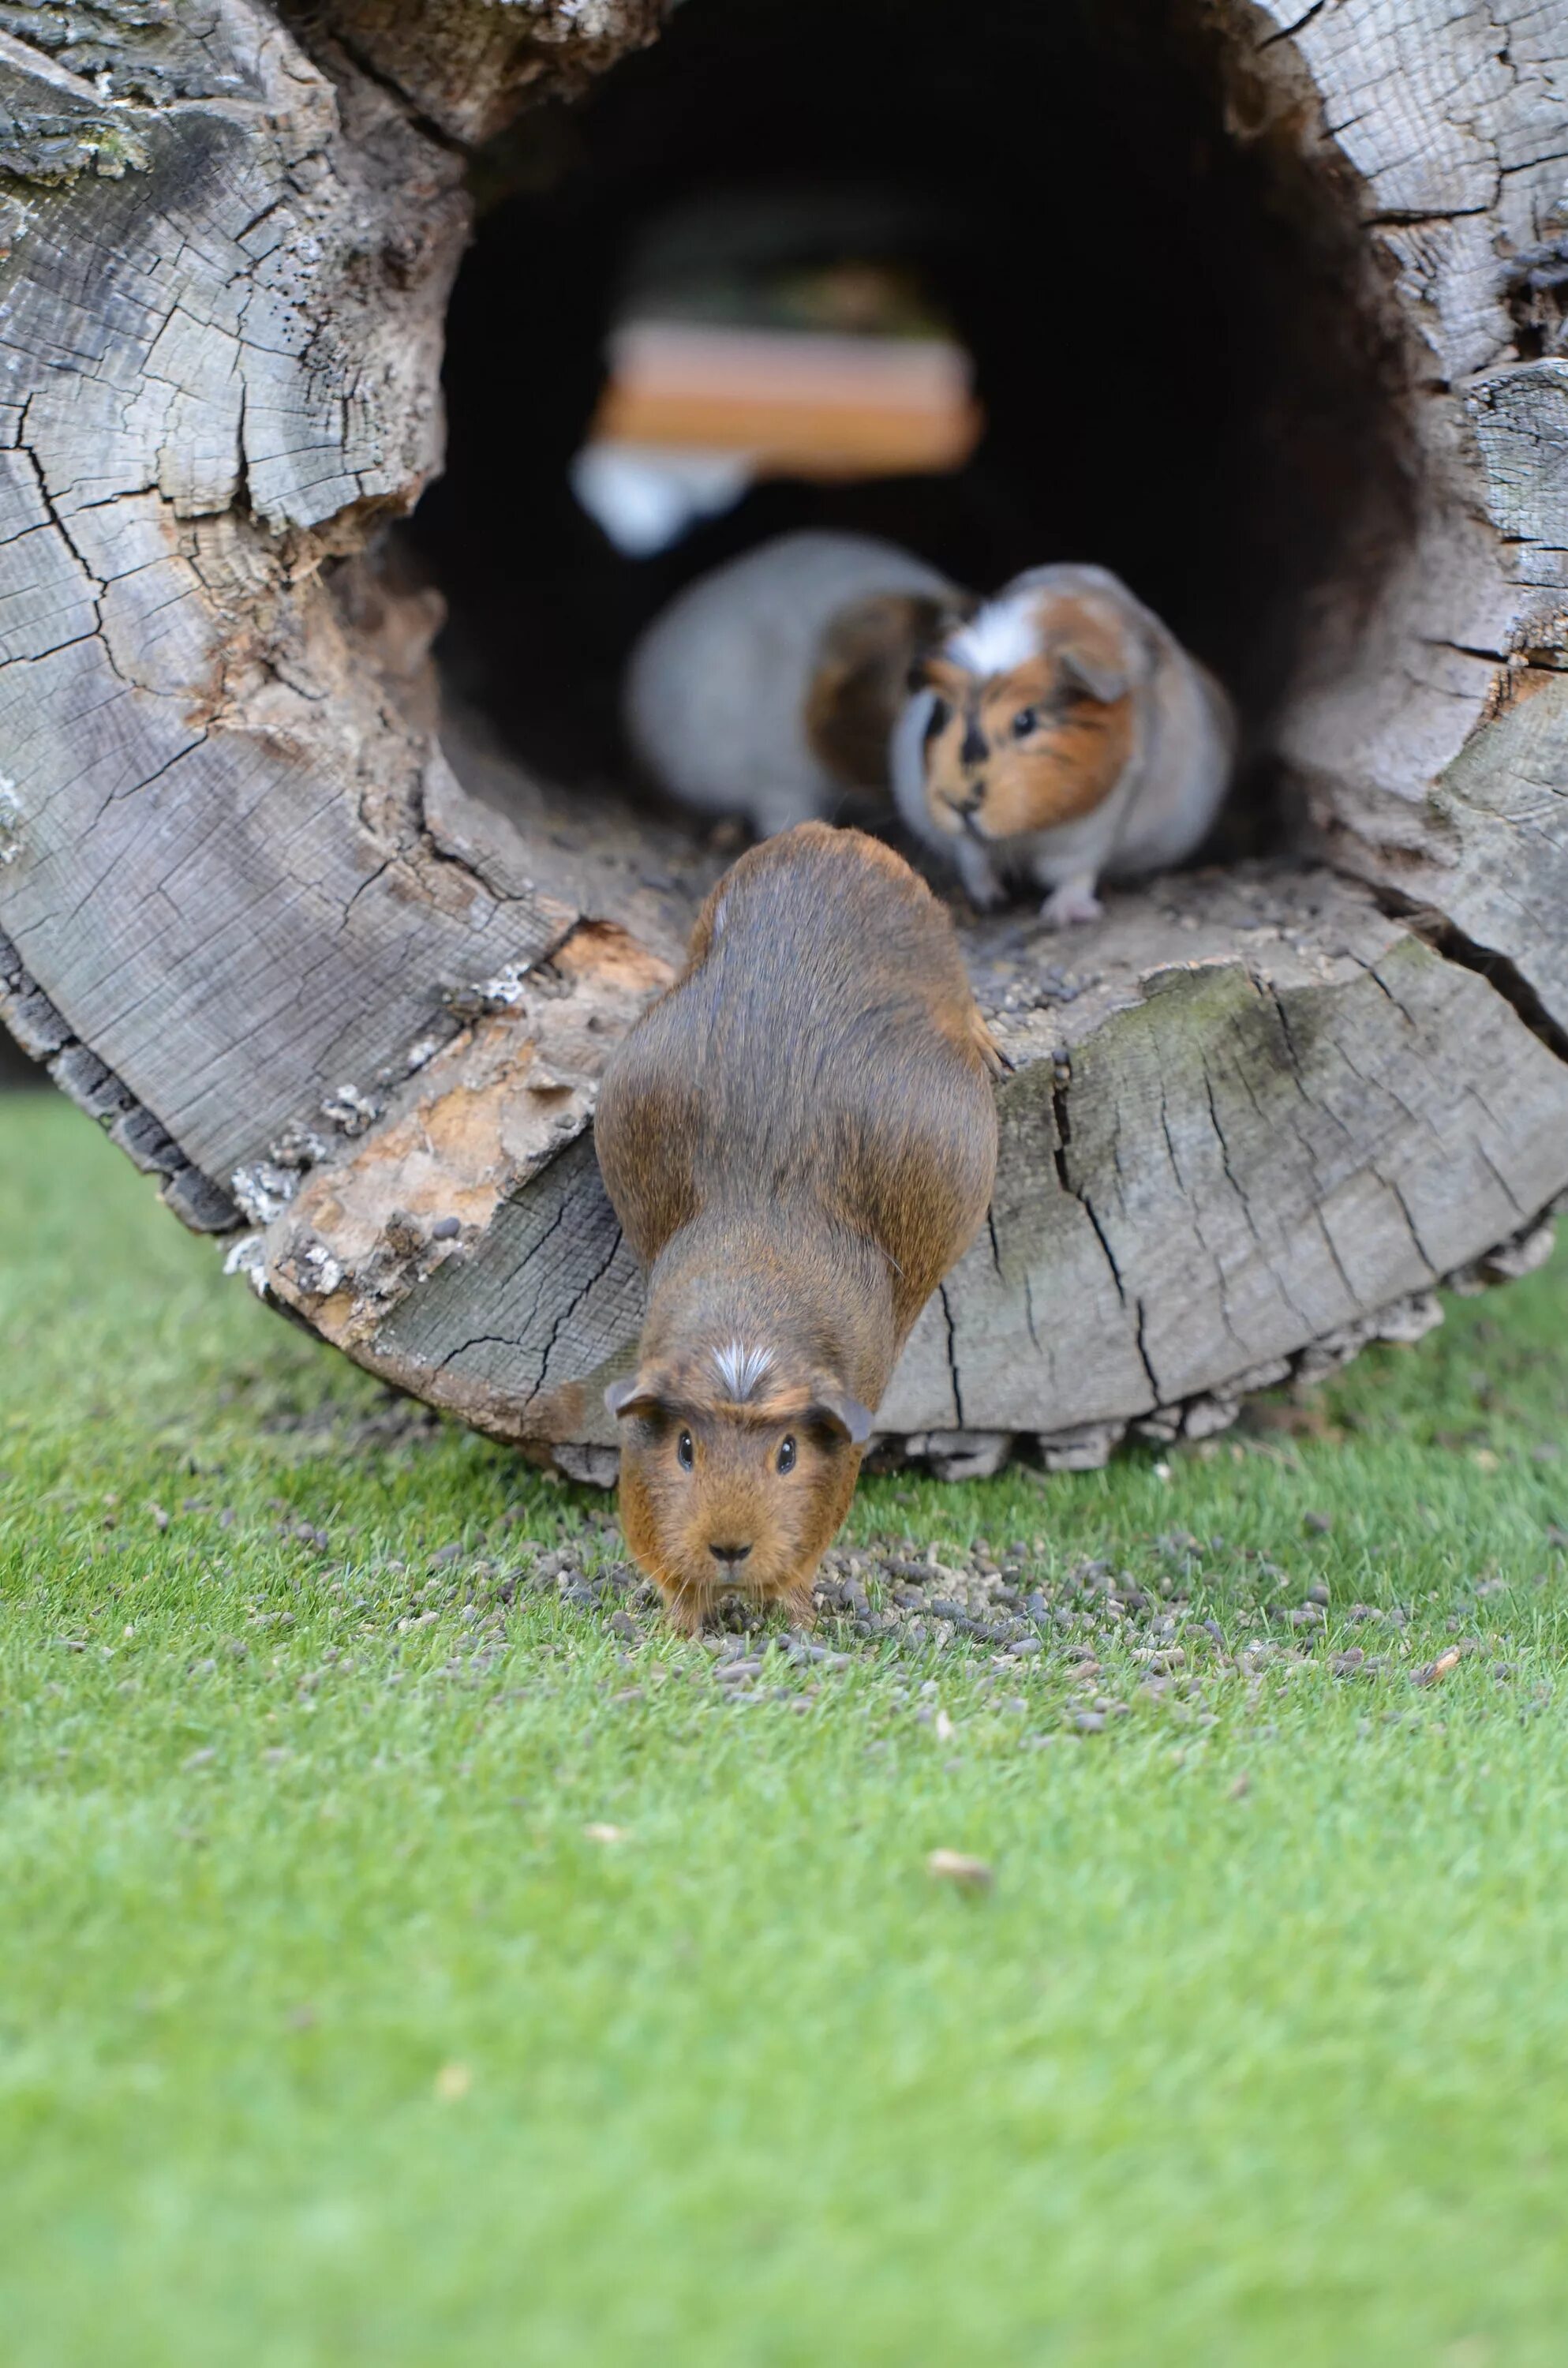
1011,706,1040,740
777,1435,797,1475
676,1429,694,1472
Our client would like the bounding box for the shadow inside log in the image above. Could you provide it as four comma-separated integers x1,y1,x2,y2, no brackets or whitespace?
409,0,1410,867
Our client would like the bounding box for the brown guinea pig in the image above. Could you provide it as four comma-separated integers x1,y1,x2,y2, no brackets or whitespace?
593,822,1001,1632
623,530,968,838
890,562,1236,926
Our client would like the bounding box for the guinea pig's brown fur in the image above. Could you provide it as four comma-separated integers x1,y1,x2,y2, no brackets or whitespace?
804,589,974,792
594,822,1001,1632
919,591,1138,843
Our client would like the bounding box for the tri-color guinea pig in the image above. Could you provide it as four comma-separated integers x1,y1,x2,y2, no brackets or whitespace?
593,822,1001,1632
623,530,971,837
891,562,1236,927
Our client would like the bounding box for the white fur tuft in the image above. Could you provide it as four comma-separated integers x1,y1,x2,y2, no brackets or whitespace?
946,590,1040,679
712,1340,774,1401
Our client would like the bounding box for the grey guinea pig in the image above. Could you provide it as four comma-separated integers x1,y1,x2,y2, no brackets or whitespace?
891,561,1237,926
623,529,970,837
594,821,1001,1632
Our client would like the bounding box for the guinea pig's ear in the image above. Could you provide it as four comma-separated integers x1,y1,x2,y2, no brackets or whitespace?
1057,643,1130,704
604,1375,667,1422
1055,599,1151,706
806,1390,874,1446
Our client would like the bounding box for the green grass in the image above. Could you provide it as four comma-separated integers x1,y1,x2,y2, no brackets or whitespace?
3,1092,1567,2367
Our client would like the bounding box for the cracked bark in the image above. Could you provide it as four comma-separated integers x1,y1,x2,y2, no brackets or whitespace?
0,0,1566,1480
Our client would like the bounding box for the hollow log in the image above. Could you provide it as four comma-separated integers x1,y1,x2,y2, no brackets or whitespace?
1,0,1566,1478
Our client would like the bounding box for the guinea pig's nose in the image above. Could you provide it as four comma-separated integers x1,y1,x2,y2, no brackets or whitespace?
709,1542,752,1567
948,789,984,818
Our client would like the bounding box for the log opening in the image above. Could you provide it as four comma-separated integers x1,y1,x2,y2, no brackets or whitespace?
412,0,1409,830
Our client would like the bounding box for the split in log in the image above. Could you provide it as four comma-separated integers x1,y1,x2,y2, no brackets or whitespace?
0,0,1566,1480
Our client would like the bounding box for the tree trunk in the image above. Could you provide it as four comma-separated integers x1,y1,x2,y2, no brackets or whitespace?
1,0,1565,1478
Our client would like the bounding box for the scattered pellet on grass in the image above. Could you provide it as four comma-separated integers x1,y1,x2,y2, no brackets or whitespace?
583,1823,629,1845
926,1849,994,1892
1229,1772,1251,1800
433,2063,471,2102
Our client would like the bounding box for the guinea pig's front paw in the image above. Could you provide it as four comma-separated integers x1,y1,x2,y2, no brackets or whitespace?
1039,879,1104,929
657,1584,709,1637
778,1583,818,1634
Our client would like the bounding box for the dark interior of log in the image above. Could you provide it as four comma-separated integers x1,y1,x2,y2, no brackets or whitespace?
410,0,1409,856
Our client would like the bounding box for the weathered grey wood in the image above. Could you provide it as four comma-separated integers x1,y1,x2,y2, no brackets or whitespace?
280,0,665,144
0,0,658,1207
0,0,1566,1475
1252,0,1568,1041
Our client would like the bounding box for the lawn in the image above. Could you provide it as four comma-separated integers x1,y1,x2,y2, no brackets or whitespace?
2,1090,1566,2367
